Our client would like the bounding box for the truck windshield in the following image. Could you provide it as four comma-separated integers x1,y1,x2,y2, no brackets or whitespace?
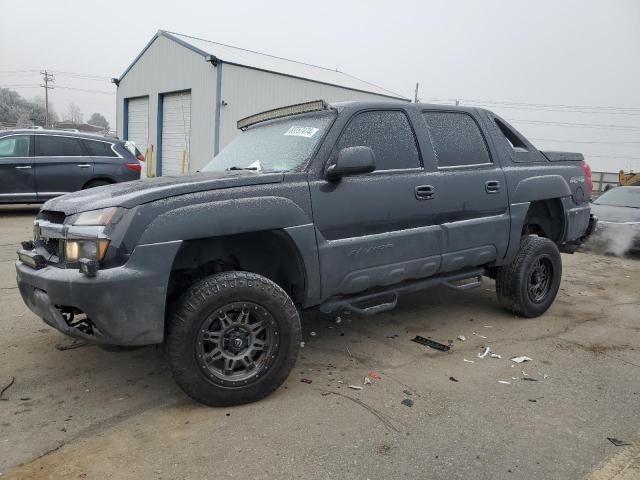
202,111,335,172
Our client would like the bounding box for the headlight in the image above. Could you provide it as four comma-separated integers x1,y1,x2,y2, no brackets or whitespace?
68,207,121,226
64,239,110,262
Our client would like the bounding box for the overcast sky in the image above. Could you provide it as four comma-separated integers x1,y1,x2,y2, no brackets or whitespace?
1,0,639,171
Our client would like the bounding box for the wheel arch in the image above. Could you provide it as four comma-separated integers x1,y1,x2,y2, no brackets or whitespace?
167,229,310,308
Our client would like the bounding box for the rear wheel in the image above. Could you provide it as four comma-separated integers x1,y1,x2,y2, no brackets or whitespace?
496,236,562,318
166,271,301,406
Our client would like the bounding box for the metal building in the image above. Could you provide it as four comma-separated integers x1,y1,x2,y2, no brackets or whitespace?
114,30,407,176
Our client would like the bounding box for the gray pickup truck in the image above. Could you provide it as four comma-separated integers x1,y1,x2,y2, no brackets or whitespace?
16,100,596,406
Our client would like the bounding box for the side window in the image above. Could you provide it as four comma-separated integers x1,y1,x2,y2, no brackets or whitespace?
336,110,420,170
422,112,491,167
0,136,30,157
36,136,84,157
82,139,117,157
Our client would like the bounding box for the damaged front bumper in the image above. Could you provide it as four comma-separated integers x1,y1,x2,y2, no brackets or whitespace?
16,240,182,346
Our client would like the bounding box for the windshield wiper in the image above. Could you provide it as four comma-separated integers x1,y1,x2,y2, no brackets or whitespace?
226,166,258,171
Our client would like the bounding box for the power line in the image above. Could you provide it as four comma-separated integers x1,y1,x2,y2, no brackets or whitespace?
530,138,640,145
55,86,115,95
586,155,640,160
461,101,640,116
506,118,640,131
429,97,640,113
0,84,41,88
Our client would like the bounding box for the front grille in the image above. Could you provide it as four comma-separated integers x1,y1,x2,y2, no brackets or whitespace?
38,210,66,224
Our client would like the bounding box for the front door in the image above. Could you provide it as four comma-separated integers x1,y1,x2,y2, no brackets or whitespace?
421,110,510,272
309,109,444,298
34,134,93,200
0,134,36,203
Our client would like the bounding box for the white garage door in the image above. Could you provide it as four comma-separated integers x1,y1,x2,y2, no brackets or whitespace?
161,91,191,176
126,97,149,177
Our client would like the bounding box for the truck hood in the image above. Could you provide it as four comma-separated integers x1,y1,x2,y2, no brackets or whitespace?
43,171,285,215
590,203,640,223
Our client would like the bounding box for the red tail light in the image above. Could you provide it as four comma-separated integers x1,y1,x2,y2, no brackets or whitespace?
136,153,145,162
580,160,593,192
125,162,142,172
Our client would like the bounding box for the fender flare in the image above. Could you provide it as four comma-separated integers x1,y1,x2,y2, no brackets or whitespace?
511,175,571,204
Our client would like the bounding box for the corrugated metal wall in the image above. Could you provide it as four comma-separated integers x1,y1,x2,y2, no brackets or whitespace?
116,35,217,175
218,64,398,153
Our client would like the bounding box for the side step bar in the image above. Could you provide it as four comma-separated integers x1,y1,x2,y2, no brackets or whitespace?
319,268,485,316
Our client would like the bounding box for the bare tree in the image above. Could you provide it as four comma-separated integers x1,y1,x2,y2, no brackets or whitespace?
65,103,83,124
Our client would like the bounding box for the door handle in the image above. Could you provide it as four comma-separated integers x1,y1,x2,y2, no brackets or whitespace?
415,185,435,200
15,165,32,169
77,164,91,168
485,180,501,194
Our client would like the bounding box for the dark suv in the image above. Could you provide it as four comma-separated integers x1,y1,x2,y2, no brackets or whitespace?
0,129,142,204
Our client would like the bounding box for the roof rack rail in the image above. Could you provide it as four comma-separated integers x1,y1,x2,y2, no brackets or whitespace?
237,100,331,130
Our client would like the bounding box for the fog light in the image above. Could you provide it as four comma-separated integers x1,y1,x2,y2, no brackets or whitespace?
64,239,110,262
79,258,99,277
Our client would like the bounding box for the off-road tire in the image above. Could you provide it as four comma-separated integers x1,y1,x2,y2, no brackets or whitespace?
496,235,562,318
166,271,301,406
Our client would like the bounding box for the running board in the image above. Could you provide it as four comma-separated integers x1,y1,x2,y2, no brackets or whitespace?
319,268,485,316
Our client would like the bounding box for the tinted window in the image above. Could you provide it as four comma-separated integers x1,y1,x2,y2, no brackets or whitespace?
495,118,528,152
594,187,640,208
82,139,117,157
0,136,30,157
336,110,420,170
422,112,491,167
36,135,84,157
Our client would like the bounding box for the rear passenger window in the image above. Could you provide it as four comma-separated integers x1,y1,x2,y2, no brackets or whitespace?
495,118,528,152
337,110,420,170
82,140,117,157
422,112,491,167
36,136,84,157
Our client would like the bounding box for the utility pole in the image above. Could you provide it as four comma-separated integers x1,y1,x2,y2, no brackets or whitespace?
414,82,419,103
40,70,55,128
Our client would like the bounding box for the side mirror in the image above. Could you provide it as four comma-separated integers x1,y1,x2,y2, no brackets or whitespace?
325,146,376,180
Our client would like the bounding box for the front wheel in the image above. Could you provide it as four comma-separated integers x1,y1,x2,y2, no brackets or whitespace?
496,236,562,318
166,271,301,406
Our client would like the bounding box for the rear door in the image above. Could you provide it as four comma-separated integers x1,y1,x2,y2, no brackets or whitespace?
34,134,93,200
0,134,36,202
309,109,444,298
420,110,510,271
79,138,121,179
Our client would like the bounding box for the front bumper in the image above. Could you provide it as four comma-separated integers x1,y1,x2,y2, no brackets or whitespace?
16,240,182,345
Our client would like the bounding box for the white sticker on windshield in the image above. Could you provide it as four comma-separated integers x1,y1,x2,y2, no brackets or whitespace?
284,126,319,138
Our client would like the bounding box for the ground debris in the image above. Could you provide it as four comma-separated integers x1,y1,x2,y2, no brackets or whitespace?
457,335,467,341
498,380,511,385
490,353,502,359
368,371,382,380
411,335,451,352
511,356,532,364
449,376,459,382
478,346,491,358
401,398,414,408
607,437,631,447
348,384,363,391
0,376,16,400
463,358,475,364
300,378,312,384
522,377,538,382
55,340,87,351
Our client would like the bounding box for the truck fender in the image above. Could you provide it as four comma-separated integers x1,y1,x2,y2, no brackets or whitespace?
511,175,571,204
138,196,311,244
